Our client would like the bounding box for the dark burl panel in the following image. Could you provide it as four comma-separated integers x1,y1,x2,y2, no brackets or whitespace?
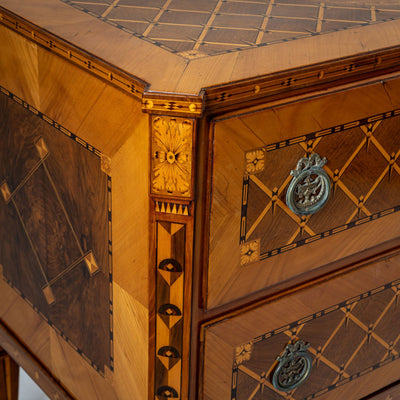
0,93,111,373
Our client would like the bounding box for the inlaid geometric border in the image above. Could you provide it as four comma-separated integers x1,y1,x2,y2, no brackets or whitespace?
0,9,145,100
0,85,103,157
240,108,400,261
154,200,191,216
0,10,203,117
0,85,114,375
231,277,400,399
60,0,400,59
155,222,186,400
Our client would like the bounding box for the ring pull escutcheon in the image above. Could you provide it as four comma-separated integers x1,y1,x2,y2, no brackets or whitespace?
286,153,331,216
272,340,312,392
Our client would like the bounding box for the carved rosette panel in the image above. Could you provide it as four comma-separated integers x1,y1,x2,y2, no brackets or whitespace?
151,116,194,198
155,222,186,399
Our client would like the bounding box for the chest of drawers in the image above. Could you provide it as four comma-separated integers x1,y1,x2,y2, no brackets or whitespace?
1,1,400,399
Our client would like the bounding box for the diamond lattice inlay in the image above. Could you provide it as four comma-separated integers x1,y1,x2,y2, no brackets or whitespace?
240,109,400,265
232,279,400,399
60,0,400,57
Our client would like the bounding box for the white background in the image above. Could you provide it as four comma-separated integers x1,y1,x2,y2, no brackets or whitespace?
19,369,49,400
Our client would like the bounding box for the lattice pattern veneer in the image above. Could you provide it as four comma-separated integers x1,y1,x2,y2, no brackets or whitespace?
232,279,400,399
240,110,400,265
60,0,400,57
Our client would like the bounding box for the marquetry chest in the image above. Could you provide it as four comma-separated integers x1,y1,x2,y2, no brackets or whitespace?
1,1,400,399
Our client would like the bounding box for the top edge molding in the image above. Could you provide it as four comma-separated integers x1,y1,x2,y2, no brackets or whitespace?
201,45,400,115
2,3,400,118
0,7,147,100
0,6,204,117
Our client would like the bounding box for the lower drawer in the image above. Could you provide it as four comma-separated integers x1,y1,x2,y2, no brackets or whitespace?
202,250,400,400
365,381,400,399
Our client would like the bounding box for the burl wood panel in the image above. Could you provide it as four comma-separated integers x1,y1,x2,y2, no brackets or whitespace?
207,76,400,309
202,251,400,400
0,89,112,373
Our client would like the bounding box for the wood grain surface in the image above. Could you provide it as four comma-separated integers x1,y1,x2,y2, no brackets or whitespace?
0,23,144,158
207,73,400,309
3,0,400,95
363,379,400,399
0,91,150,400
202,250,400,400
0,347,19,400
0,92,111,372
56,0,400,57
3,2,400,399
0,323,74,400
0,17,150,398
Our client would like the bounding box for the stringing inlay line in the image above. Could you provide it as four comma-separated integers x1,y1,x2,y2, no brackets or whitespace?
4,157,47,203
10,197,49,286
42,161,84,256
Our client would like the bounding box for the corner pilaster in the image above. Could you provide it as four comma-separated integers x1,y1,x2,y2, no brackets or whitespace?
145,94,202,400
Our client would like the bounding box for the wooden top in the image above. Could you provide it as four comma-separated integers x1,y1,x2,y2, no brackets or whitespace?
45,0,400,58
2,0,400,99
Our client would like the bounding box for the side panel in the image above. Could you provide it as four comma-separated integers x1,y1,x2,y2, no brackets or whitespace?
0,91,111,373
0,23,150,400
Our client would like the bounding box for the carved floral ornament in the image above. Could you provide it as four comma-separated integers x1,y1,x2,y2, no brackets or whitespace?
240,240,260,266
235,341,254,365
151,116,193,197
246,149,266,174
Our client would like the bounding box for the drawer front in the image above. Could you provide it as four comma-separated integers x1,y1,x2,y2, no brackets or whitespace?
207,76,400,308
366,383,400,399
202,251,400,400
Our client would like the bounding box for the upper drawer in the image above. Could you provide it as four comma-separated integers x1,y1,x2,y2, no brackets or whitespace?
206,75,400,309
202,248,400,400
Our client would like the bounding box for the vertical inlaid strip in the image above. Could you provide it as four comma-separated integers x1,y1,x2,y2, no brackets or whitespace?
155,222,185,399
150,113,196,399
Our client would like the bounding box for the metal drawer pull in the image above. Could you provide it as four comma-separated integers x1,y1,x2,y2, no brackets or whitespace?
272,340,312,392
286,153,331,215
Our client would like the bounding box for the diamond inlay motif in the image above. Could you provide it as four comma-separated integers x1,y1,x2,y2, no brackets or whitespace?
0,90,112,373
240,111,400,264
155,222,186,399
60,0,400,57
232,280,400,399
